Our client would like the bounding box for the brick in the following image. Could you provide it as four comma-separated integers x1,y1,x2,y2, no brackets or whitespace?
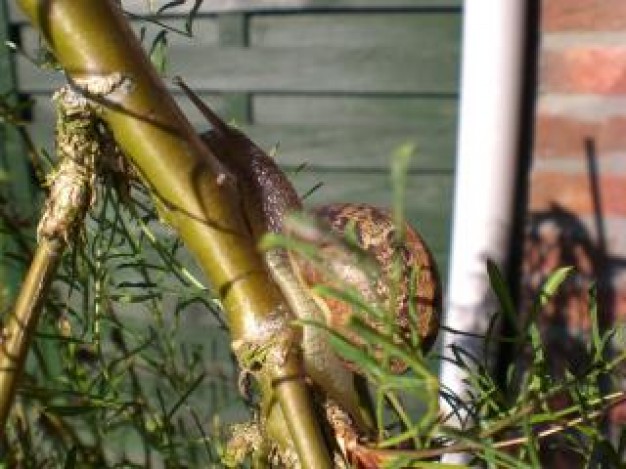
536,114,626,158
539,95,626,121
615,285,626,324
544,0,626,32
529,171,626,217
582,217,626,258
542,47,626,94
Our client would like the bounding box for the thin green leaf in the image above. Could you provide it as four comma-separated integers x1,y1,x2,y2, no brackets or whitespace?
149,30,168,74
63,446,78,469
390,142,414,240
539,266,574,307
166,373,206,420
313,284,386,321
296,318,384,379
185,0,204,35
45,405,100,416
300,181,324,201
487,260,519,334
588,284,603,363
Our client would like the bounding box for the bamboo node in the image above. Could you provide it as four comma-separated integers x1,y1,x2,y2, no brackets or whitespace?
223,421,264,467
231,308,297,375
73,72,133,97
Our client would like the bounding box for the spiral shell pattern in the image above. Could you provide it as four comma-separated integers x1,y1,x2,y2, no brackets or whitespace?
292,203,441,373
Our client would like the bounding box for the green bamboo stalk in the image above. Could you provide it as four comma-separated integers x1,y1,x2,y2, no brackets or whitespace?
15,1,331,466
0,238,64,427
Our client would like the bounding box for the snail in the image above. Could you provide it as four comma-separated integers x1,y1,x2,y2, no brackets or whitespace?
175,79,441,431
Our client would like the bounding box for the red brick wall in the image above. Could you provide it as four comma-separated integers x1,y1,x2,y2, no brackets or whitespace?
523,0,626,438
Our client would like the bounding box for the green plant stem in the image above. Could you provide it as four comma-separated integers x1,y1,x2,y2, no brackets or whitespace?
0,238,64,429
16,1,330,466
272,360,332,466
368,390,626,463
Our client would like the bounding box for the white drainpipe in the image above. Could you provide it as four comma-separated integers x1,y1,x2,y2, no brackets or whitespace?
439,0,529,461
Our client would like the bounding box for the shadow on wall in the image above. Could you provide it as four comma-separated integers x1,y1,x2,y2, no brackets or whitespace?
521,138,626,466
523,203,611,361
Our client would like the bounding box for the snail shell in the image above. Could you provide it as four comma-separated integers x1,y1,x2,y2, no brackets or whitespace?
182,80,440,375
288,203,441,374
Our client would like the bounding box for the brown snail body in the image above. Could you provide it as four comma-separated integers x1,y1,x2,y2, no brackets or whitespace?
176,79,441,427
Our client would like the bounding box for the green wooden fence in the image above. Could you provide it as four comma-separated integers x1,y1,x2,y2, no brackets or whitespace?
1,0,35,299
8,0,461,277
